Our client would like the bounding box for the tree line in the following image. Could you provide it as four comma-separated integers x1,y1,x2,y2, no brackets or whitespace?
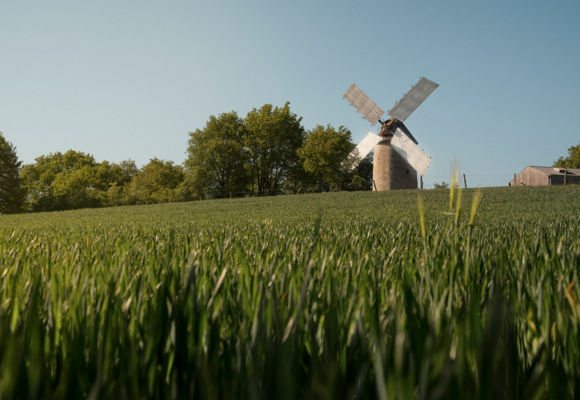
554,144,580,169
0,102,372,214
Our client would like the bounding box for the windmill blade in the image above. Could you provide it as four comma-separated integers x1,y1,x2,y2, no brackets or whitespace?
391,128,431,176
388,77,438,122
343,84,384,125
347,132,381,170
353,132,381,160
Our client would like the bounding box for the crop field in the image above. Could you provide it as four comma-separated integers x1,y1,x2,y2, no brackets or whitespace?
0,186,579,399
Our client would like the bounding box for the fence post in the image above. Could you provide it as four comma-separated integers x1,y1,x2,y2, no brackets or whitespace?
564,170,567,186
463,173,467,189
420,175,423,190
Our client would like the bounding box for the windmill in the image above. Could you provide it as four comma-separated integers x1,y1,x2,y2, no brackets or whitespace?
343,77,438,190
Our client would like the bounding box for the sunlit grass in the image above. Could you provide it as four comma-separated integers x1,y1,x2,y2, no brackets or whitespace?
0,185,578,398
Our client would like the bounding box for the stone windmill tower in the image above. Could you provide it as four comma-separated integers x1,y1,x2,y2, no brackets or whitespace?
343,77,438,190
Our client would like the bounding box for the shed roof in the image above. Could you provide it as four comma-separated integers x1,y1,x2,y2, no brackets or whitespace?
528,166,580,176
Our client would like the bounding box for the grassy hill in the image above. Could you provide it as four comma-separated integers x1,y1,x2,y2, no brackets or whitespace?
0,186,579,398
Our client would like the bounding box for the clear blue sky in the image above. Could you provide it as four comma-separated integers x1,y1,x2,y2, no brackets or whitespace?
1,1,579,188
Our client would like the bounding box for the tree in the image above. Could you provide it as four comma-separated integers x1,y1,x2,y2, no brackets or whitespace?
20,150,98,211
20,151,139,211
51,165,104,209
185,112,249,198
101,160,139,206
349,154,373,191
297,125,353,191
128,158,184,204
554,144,580,168
116,160,140,185
0,133,25,213
244,103,305,195
434,182,449,189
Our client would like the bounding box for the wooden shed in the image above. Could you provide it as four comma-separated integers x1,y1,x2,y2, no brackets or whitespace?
509,166,580,186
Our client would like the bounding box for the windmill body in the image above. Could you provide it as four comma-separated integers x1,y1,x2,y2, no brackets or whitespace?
373,122,418,191
343,77,438,191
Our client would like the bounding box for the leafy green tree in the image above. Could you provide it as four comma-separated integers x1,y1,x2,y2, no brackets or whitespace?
245,103,305,195
20,151,140,210
101,160,139,206
298,125,353,191
116,160,139,184
185,112,249,198
51,160,140,209
0,133,25,213
128,158,184,204
51,165,104,209
20,150,98,211
554,144,580,168
349,154,373,191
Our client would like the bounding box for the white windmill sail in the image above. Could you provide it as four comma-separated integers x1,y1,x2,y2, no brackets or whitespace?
388,77,439,122
343,84,384,125
391,128,431,176
347,132,381,170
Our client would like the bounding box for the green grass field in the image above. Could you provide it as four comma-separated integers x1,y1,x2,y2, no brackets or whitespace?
0,186,579,399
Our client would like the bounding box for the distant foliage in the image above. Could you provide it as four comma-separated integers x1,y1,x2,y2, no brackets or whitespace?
434,181,449,189
20,151,183,211
126,158,184,204
16,104,373,211
0,133,25,214
185,103,366,197
185,111,250,198
554,143,580,168
244,102,305,195
185,104,307,198
298,124,353,191
20,151,139,211
349,154,373,190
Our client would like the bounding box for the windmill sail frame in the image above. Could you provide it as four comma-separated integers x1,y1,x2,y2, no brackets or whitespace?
343,84,384,125
387,77,439,122
390,128,432,176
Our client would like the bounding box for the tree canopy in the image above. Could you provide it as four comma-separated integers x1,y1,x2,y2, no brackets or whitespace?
20,150,99,211
21,151,152,211
128,158,184,204
349,154,373,191
13,102,374,212
0,133,25,214
554,144,580,168
298,125,353,191
185,103,309,197
245,103,305,195
185,112,249,198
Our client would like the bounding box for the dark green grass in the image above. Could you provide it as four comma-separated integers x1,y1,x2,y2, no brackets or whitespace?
0,186,579,399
